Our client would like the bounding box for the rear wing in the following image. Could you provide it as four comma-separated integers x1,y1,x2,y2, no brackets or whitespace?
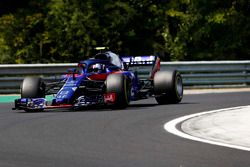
121,55,160,79
121,55,157,66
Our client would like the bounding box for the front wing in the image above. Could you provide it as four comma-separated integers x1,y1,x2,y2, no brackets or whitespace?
13,93,117,111
13,98,73,110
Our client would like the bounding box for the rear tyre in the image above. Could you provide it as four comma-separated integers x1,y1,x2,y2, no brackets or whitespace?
21,77,45,112
154,70,183,104
106,74,130,109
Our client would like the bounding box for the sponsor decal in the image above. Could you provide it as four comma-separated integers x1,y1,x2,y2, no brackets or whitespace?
104,93,116,103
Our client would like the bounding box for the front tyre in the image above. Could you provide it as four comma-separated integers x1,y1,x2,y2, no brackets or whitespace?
106,74,130,109
21,77,45,98
21,77,45,112
154,70,183,104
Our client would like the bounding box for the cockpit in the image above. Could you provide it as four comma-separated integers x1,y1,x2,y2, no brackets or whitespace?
95,51,124,69
88,63,107,73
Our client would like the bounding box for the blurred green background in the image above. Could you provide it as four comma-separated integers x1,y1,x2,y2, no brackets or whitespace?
0,0,249,63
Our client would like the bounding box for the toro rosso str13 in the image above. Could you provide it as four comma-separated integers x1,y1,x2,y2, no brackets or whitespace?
13,51,183,112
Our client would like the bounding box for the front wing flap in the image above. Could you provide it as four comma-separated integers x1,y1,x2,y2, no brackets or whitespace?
13,98,73,111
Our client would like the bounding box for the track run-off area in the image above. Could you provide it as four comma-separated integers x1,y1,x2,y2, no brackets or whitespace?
1,88,250,167
165,105,250,151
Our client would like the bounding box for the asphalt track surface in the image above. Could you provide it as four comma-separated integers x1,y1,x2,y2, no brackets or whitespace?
1,92,250,167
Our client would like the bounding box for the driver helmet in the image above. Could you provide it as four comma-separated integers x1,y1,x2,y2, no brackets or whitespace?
91,63,105,73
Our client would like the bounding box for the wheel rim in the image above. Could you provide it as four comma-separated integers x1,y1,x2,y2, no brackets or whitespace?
176,75,183,98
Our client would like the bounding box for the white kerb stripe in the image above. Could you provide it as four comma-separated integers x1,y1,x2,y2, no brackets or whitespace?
164,106,250,152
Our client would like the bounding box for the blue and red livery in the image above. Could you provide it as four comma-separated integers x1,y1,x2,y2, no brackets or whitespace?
13,51,183,112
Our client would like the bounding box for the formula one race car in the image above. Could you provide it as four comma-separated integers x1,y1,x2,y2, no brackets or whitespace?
13,51,183,112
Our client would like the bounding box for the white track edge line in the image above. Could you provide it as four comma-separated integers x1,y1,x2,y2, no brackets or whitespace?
164,105,250,152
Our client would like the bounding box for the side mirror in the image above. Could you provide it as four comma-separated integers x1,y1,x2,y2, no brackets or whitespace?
67,68,79,74
67,68,79,80
123,62,129,70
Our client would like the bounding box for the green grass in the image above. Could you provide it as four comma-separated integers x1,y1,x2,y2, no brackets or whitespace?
0,95,54,103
